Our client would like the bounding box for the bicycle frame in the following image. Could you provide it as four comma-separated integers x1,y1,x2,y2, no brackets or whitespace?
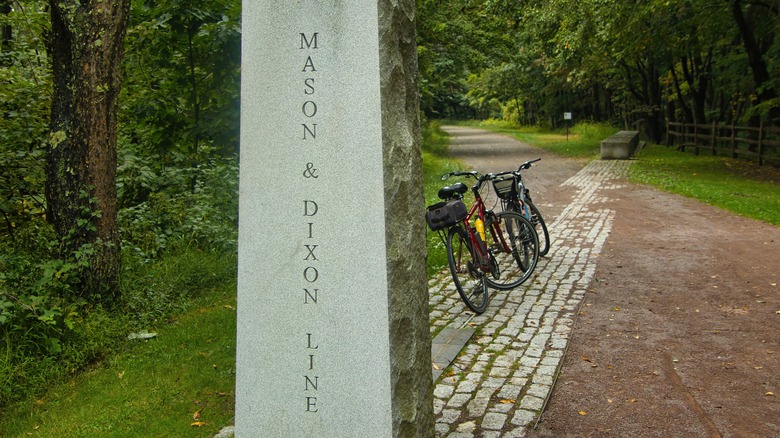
454,185,513,274
514,178,532,220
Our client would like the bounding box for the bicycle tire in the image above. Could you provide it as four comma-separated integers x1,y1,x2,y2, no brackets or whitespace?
446,226,489,314
484,211,539,290
526,199,550,257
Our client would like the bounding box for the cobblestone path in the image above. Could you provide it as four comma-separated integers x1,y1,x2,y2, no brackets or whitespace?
429,159,632,437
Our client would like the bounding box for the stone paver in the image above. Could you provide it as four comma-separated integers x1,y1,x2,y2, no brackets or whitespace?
430,160,631,437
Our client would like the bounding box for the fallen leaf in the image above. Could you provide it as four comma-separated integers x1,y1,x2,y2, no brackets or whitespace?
193,408,203,420
578,411,587,416
766,392,775,397
432,363,441,370
500,399,516,404
191,421,207,427
582,355,592,362
630,398,638,403
754,366,763,370
117,371,125,379
607,399,614,403
224,304,236,310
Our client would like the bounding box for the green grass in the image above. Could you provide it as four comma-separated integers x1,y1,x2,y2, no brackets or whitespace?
422,122,469,277
630,144,780,226
0,280,236,437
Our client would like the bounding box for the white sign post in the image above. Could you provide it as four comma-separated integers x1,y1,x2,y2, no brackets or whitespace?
564,112,572,141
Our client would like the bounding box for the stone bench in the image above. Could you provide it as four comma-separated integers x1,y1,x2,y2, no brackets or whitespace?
600,130,640,159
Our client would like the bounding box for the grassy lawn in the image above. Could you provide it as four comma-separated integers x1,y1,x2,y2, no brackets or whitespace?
1,281,237,438
630,144,780,226
3,121,777,437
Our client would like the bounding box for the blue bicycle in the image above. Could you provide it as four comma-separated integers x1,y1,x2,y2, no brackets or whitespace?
491,158,551,257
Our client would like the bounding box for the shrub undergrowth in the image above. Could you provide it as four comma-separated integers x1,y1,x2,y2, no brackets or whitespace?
0,153,239,410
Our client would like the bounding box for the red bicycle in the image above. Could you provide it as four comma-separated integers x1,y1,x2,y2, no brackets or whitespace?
426,170,539,313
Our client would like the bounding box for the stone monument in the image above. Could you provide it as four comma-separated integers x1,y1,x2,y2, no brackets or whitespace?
236,1,433,436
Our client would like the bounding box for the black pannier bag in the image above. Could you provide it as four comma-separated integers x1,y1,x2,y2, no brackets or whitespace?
425,199,468,231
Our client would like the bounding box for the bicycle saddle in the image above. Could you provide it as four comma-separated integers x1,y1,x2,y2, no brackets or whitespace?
438,182,468,200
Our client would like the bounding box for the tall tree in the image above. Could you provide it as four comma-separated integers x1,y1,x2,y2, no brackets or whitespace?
729,0,780,121
46,0,131,303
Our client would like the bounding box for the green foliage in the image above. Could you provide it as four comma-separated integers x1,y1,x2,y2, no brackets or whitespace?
121,0,241,162
417,0,780,130
0,1,50,244
570,122,620,141
118,153,238,262
0,0,242,411
0,250,127,406
421,122,465,276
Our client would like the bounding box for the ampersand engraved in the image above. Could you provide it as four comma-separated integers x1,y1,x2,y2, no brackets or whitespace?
303,162,319,178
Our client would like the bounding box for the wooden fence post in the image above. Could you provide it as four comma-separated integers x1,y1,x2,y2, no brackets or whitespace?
730,122,736,158
758,120,765,165
711,121,717,156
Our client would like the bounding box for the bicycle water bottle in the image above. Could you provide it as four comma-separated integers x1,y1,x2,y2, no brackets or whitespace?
475,218,486,242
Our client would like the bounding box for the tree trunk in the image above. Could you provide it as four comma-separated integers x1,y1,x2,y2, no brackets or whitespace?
730,0,780,122
46,0,130,304
0,0,11,55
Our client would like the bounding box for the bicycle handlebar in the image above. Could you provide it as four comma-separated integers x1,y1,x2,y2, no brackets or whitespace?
517,158,541,171
440,158,541,186
440,170,481,181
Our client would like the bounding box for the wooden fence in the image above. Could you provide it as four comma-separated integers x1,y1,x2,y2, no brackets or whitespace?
666,121,780,166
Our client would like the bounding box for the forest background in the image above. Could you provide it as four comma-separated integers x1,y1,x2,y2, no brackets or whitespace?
1,0,778,411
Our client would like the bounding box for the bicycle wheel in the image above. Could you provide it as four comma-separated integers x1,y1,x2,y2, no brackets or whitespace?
484,211,539,290
526,199,550,257
446,226,489,314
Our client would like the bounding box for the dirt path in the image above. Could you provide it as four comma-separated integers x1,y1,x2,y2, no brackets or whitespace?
443,126,780,438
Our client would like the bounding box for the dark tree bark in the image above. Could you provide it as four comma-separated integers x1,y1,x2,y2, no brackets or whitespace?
0,0,11,55
730,0,780,122
45,0,130,303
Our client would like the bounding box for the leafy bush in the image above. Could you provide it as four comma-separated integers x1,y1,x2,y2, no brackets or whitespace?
118,153,239,264
570,122,618,140
0,247,128,406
